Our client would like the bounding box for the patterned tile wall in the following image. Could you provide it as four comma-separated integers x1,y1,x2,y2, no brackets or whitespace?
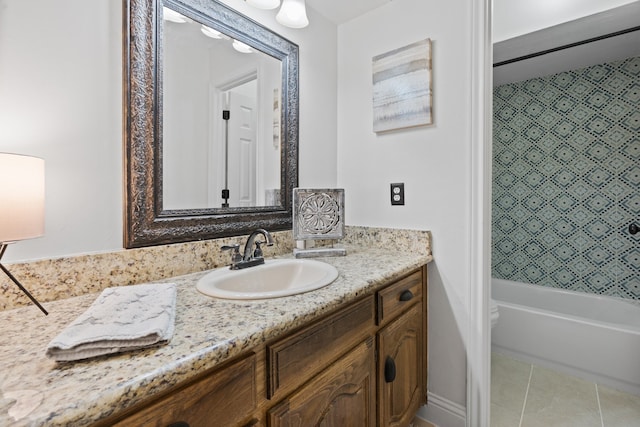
492,56,640,300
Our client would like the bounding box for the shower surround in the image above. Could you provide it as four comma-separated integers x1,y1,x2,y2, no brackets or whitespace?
492,56,640,300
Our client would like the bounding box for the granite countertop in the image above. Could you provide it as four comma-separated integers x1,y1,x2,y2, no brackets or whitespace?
0,244,431,426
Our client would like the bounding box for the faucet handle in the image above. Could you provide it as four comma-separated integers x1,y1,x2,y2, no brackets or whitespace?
253,241,265,259
221,244,242,267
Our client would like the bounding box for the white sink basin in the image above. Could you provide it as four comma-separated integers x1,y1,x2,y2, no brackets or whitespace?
196,259,339,300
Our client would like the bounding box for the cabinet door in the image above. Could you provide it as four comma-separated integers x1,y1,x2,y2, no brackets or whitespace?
378,303,423,427
268,338,376,427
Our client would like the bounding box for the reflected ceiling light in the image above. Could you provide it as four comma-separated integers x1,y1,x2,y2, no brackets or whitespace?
246,0,280,10
201,25,223,39
276,0,309,29
162,7,188,23
232,40,253,53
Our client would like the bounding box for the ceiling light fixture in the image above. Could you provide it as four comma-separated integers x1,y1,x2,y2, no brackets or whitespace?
276,0,309,28
201,24,223,39
246,0,281,10
162,7,188,23
232,40,253,53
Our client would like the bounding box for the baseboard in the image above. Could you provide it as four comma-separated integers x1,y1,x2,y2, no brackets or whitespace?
411,415,437,427
415,392,466,427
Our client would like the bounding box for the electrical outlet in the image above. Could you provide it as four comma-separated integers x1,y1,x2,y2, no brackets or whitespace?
390,183,404,205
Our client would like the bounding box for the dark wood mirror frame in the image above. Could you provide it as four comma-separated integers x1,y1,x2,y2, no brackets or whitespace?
123,0,299,248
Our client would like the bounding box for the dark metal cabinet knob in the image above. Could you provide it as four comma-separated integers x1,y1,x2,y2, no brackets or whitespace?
384,356,396,383
630,223,639,235
399,290,414,301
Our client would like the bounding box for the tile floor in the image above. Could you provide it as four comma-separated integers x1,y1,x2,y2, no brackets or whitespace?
491,352,640,427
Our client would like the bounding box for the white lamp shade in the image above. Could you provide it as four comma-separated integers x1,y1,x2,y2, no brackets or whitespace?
0,153,45,243
246,0,280,10
276,0,309,28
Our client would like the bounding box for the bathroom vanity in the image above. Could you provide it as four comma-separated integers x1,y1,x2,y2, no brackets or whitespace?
0,235,431,426
101,267,426,427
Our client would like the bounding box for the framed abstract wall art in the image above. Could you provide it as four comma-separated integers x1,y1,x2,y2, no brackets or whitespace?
372,38,433,132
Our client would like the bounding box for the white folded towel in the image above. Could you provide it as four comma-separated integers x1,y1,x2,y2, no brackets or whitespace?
46,283,177,362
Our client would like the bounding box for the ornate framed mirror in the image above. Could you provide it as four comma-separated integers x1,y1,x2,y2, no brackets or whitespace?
123,0,299,248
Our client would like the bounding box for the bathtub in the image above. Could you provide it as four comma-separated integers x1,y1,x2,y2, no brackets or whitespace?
491,278,640,396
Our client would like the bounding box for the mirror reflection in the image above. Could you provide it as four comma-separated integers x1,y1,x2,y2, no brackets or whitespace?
124,0,298,248
162,8,283,210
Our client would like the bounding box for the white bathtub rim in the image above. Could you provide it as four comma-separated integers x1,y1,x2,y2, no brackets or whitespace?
492,278,640,332
495,300,640,335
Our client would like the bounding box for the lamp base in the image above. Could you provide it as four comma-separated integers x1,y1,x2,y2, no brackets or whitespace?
0,244,48,315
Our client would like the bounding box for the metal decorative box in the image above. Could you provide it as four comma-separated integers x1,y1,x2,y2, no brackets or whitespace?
292,188,346,258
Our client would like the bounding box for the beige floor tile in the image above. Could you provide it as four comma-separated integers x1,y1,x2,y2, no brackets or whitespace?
598,384,640,427
491,353,530,426
491,353,530,407
491,402,523,427
521,365,601,427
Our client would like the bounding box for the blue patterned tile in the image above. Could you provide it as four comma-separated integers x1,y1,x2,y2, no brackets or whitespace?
585,167,612,187
585,194,613,213
621,194,640,215
623,111,640,130
568,79,595,97
553,119,577,136
621,138,639,159
621,57,640,75
585,219,612,239
621,166,640,186
586,245,614,266
551,268,576,287
552,72,576,89
604,100,630,118
586,116,613,135
493,56,640,299
621,83,640,104
622,248,640,270
584,64,612,82
553,244,576,261
586,271,612,292
552,193,577,212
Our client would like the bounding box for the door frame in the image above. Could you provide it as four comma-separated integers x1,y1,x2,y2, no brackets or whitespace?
467,0,493,426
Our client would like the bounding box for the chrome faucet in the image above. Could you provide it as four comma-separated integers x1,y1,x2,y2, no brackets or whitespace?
221,229,274,270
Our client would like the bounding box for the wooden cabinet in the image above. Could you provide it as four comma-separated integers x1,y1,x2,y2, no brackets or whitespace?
378,303,423,427
267,296,376,400
108,353,257,427
96,266,427,427
268,338,376,427
376,269,425,427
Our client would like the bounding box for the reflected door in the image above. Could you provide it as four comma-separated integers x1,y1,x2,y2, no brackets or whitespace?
227,92,257,207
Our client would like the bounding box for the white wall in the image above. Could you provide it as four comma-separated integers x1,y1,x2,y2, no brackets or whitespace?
493,0,638,42
0,0,122,262
337,0,476,423
0,0,337,262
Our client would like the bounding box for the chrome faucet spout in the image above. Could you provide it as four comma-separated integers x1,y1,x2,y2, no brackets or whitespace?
243,229,274,262
221,229,274,270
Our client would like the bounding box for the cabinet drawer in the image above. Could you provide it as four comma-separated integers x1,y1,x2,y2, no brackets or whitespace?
112,353,257,427
267,296,375,398
377,270,422,325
